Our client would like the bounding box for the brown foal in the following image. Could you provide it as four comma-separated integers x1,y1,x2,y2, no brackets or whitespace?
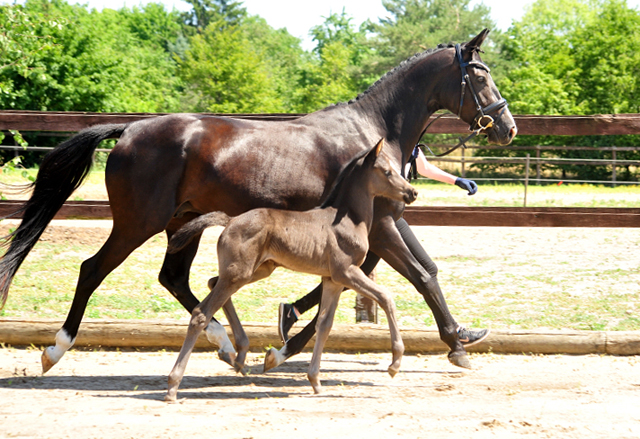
164,139,418,400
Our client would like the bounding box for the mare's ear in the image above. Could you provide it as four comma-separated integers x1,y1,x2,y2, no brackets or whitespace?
465,28,490,50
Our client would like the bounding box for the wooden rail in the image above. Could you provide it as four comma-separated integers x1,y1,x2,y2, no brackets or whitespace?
2,110,640,136
1,200,638,228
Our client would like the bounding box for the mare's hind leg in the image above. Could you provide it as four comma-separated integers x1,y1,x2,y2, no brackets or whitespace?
307,278,343,394
42,226,159,373
159,227,235,363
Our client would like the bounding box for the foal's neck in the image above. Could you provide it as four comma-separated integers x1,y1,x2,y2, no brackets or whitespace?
328,169,377,231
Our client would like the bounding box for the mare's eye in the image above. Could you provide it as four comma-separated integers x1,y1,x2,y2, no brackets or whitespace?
384,170,392,177
477,76,486,83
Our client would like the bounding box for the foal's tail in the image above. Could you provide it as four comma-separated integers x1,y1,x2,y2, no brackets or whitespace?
0,124,127,309
168,212,231,254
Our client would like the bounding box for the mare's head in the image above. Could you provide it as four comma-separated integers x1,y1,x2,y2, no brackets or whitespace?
365,139,418,205
439,29,517,145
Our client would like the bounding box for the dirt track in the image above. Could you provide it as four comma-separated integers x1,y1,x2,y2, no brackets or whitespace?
1,347,639,438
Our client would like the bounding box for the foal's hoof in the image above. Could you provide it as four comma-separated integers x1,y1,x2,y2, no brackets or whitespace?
41,349,55,374
234,361,249,376
217,350,237,368
388,365,399,378
448,350,472,369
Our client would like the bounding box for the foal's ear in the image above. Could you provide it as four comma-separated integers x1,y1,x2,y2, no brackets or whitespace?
375,138,384,157
465,28,490,50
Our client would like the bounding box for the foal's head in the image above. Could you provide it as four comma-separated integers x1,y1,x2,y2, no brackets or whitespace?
365,139,418,205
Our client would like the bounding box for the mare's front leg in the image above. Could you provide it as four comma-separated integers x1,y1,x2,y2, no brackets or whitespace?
159,227,236,362
307,278,343,394
369,212,469,368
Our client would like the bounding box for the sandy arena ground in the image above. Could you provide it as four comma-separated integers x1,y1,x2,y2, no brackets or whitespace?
1,347,639,439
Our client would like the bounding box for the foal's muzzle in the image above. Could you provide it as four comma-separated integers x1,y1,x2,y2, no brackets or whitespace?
404,187,418,204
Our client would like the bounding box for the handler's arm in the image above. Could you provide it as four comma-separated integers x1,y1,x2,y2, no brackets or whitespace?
414,149,478,195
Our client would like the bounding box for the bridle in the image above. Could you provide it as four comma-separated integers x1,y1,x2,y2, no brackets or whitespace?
455,43,508,132
415,43,509,158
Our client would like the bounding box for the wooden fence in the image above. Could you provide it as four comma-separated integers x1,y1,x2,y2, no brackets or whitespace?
1,110,640,134
1,110,639,228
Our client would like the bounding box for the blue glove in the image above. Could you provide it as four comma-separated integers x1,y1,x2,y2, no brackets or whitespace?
455,178,478,195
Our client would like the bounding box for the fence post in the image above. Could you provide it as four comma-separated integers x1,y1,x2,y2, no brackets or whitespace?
612,146,617,187
524,153,530,207
535,146,541,185
461,147,466,178
355,269,378,324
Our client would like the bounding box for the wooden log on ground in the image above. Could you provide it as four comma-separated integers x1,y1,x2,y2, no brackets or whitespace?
605,332,640,355
1,318,638,355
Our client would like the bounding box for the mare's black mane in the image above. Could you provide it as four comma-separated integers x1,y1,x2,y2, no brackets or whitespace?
327,43,454,108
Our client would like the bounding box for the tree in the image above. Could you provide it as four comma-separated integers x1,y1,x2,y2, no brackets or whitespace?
181,0,246,33
178,19,283,113
290,10,372,112
0,0,185,113
366,0,497,76
571,0,640,115
0,4,57,95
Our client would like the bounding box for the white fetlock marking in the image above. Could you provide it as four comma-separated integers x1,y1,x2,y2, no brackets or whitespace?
205,321,236,354
271,348,286,367
45,329,76,364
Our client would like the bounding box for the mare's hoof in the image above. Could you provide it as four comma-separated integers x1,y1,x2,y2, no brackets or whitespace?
41,349,55,374
448,350,472,369
388,366,399,378
217,350,237,368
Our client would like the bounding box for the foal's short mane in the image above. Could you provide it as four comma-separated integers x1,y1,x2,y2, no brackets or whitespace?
320,147,373,209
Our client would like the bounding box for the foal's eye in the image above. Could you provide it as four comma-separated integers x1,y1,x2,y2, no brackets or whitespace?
384,170,392,177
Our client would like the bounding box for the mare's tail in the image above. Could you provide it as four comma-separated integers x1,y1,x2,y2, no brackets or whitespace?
0,124,126,309
168,212,231,254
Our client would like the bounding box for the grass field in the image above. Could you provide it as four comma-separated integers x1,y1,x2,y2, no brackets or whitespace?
0,169,639,332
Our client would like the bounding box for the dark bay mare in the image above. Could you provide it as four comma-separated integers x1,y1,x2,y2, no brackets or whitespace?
0,29,516,373
164,139,417,400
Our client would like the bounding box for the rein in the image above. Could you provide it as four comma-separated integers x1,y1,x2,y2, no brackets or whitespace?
416,43,508,158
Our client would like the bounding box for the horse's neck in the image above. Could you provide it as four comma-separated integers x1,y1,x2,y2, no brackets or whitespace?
353,52,449,158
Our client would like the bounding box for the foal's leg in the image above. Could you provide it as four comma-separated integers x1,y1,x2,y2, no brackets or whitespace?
307,278,343,394
165,278,241,402
266,253,380,371
368,214,469,368
336,266,404,377
159,226,236,362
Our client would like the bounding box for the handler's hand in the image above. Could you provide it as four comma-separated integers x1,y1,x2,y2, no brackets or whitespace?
454,178,478,196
